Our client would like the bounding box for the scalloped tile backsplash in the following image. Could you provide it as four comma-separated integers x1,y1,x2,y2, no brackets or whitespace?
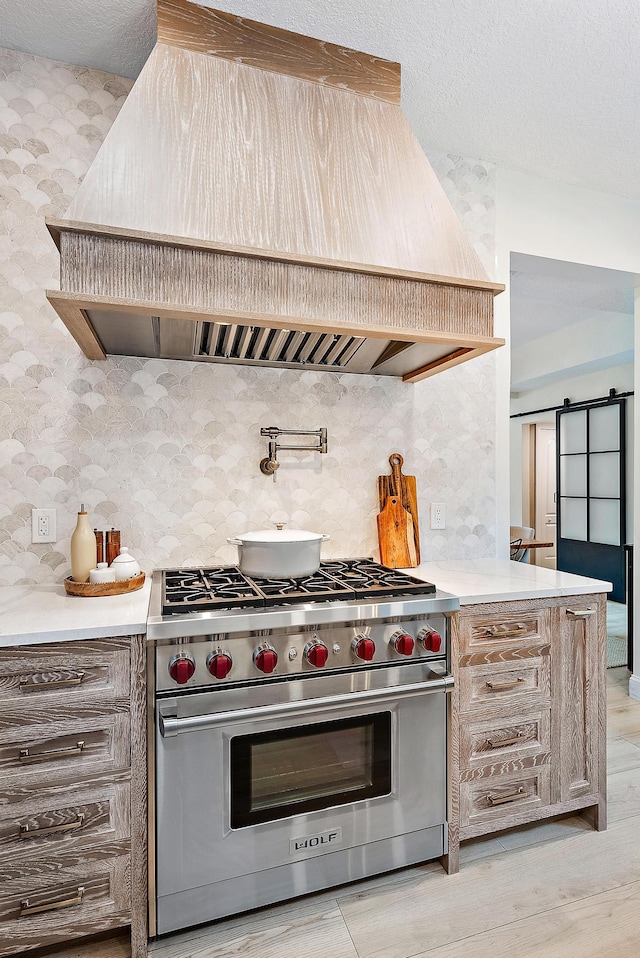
0,48,498,585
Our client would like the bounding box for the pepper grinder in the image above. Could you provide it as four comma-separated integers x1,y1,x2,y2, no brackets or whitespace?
94,529,104,564
105,528,121,565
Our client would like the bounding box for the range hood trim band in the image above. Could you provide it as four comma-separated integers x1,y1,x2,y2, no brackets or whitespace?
53,231,497,338
46,219,505,297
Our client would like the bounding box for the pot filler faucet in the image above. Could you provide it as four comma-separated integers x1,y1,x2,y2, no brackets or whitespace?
259,426,328,476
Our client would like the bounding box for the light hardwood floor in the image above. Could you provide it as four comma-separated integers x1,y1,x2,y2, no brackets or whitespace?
140,666,640,958
606,601,627,667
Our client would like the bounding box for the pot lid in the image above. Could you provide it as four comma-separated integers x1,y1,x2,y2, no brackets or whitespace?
112,547,138,563
236,529,324,543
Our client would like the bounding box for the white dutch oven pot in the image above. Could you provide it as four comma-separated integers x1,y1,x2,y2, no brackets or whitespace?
227,527,330,579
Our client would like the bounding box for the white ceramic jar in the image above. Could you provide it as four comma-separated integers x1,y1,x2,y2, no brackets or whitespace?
111,547,141,581
89,562,117,584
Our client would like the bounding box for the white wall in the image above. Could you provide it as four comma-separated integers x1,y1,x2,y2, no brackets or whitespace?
511,365,635,417
632,290,640,702
495,168,640,698
511,313,633,394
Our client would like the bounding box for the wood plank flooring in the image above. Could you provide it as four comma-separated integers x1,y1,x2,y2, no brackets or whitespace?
146,666,640,958
606,601,627,668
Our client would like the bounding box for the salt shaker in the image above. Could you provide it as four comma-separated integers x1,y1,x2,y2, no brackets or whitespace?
89,562,117,584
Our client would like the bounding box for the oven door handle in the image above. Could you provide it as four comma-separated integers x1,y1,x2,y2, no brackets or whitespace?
159,673,454,737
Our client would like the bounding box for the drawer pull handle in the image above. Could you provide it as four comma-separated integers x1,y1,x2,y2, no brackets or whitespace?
19,886,84,918
566,609,596,618
486,733,526,749
487,787,525,807
19,673,85,693
485,678,525,692
19,741,85,764
19,813,85,840
484,626,528,638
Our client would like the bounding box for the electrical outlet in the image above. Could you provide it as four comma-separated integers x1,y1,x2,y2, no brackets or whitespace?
430,502,446,530
31,508,56,543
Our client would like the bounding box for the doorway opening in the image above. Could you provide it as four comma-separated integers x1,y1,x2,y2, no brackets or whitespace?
509,252,636,669
520,420,556,569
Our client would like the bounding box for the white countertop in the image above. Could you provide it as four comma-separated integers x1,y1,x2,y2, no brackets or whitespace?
406,558,612,605
0,578,152,648
0,559,612,647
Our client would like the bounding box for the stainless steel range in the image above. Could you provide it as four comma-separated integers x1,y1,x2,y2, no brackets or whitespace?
147,559,458,937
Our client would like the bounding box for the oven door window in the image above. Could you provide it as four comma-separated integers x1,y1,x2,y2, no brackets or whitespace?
230,712,391,828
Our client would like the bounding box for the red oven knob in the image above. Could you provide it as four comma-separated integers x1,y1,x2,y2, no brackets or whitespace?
168,653,196,685
352,635,375,661
254,646,278,674
418,628,442,653
305,641,329,668
391,630,415,656
206,652,233,680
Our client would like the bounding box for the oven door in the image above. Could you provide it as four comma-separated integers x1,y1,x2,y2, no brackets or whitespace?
231,709,393,828
154,664,452,934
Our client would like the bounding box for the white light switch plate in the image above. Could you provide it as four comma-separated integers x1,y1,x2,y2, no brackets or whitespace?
31,508,57,543
430,502,446,529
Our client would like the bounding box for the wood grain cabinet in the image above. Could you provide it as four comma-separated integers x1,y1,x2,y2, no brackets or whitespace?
446,593,607,874
0,636,147,957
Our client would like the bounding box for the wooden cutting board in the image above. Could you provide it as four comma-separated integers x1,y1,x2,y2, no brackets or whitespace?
377,453,420,564
376,495,416,569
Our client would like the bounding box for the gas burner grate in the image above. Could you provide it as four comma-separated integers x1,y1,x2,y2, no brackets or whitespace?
160,559,436,613
246,569,353,605
162,568,264,613
321,558,436,599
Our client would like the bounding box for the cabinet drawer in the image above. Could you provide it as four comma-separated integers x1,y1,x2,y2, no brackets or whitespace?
0,699,130,736
0,853,129,956
0,641,130,708
460,709,550,768
0,783,130,862
459,608,549,655
460,765,551,829
459,656,550,712
0,713,130,788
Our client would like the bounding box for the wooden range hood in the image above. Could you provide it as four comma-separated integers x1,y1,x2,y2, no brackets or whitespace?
46,0,504,382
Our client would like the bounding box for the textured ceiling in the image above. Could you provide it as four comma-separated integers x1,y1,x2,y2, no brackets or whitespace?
2,0,640,201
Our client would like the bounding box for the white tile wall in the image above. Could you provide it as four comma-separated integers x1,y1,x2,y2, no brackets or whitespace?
0,47,498,585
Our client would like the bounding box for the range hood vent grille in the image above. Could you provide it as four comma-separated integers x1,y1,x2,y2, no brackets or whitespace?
197,322,366,369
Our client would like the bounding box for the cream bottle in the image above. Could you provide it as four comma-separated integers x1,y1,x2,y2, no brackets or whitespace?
70,504,97,582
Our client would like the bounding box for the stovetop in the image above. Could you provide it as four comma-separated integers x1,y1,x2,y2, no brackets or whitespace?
161,558,436,615
147,559,459,641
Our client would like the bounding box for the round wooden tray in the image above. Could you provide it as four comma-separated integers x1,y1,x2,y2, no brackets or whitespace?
64,572,146,597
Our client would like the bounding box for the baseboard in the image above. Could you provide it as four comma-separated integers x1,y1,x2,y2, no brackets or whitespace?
629,673,640,701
